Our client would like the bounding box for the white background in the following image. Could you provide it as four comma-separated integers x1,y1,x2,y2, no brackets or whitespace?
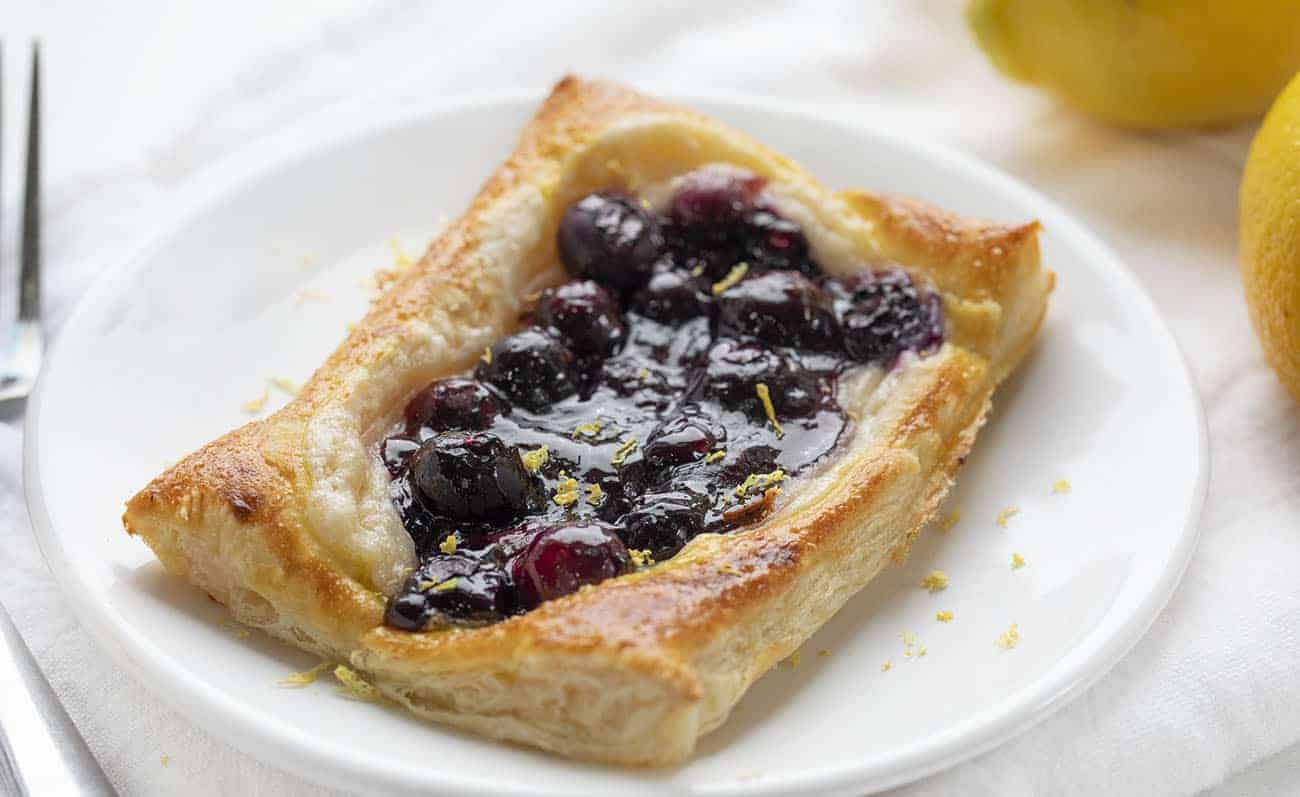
2,1,1298,794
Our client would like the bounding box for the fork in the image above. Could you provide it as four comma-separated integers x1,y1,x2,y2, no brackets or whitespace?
0,41,43,403
0,43,116,795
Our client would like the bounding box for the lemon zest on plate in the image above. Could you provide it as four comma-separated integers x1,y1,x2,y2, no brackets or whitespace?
996,623,1021,650
241,386,270,414
277,661,332,688
921,569,949,593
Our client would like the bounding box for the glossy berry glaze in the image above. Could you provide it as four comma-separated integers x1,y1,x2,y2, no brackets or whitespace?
382,169,944,631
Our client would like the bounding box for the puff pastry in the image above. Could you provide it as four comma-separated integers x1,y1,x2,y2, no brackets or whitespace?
123,77,1052,766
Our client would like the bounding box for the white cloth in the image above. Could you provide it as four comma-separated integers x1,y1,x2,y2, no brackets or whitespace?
4,1,1298,794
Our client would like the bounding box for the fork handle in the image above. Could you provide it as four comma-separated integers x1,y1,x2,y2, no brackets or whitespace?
0,603,116,795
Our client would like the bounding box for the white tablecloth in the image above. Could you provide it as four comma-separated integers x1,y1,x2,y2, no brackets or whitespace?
4,2,1298,794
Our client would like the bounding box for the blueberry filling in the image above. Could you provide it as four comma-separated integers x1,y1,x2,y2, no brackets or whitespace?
382,172,945,630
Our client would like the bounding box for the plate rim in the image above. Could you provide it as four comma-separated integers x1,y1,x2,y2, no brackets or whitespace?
22,87,1209,796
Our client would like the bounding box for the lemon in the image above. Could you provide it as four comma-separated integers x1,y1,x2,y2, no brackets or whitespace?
967,0,1300,129
1241,72,1300,403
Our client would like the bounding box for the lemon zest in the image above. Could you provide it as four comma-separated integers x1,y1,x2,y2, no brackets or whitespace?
611,437,638,466
921,570,949,593
333,665,381,702
1011,552,1027,569
629,549,656,568
277,661,332,688
269,377,298,395
996,623,1021,650
572,420,604,439
553,476,580,506
439,535,458,555
387,239,415,270
996,506,1020,528
711,262,749,295
704,449,726,464
734,469,786,498
241,386,270,414
520,445,549,473
586,483,605,506
754,382,785,438
936,610,954,623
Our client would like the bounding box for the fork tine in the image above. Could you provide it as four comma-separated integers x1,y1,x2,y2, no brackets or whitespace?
20,42,40,323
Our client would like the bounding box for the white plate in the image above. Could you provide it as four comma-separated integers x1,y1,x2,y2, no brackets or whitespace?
24,91,1206,796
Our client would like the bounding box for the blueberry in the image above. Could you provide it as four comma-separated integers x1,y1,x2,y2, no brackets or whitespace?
702,338,819,416
476,328,577,411
557,193,664,291
632,267,710,322
643,414,718,471
510,523,630,609
741,209,814,274
409,433,539,523
831,269,944,365
384,554,515,629
404,378,501,436
716,270,838,349
535,279,625,358
668,171,765,228
620,491,709,560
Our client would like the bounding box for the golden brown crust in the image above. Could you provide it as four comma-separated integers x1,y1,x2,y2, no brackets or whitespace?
122,77,1052,766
